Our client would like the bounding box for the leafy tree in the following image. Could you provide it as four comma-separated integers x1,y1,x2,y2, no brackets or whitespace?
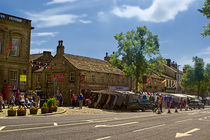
198,0,210,37
110,26,166,91
181,57,209,98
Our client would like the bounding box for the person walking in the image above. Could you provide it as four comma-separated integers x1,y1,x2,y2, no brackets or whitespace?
0,94,3,112
71,94,76,108
59,94,63,106
78,94,83,109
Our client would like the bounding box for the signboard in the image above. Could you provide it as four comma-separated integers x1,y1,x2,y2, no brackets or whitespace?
54,73,65,83
20,75,27,82
109,86,129,91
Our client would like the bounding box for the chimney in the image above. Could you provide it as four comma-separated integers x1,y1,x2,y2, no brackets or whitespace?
104,52,110,62
166,59,171,66
43,51,51,57
56,40,64,57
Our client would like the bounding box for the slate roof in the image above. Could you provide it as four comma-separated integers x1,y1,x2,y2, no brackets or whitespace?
29,54,43,62
63,54,122,75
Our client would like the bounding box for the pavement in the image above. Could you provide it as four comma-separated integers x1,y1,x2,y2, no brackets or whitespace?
1,105,210,118
0,106,67,118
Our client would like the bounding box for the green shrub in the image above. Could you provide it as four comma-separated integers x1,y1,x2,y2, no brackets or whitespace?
42,102,48,108
47,97,57,107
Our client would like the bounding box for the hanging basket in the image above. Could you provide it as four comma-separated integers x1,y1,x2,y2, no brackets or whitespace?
17,110,26,116
41,107,49,114
30,109,38,115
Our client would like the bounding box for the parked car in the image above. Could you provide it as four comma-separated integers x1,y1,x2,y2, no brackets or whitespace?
189,100,205,109
127,99,155,112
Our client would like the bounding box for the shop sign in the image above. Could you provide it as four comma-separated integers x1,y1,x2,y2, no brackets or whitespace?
54,73,65,83
20,75,27,82
109,86,129,91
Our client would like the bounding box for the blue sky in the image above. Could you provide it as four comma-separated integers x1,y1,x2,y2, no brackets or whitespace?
1,0,209,69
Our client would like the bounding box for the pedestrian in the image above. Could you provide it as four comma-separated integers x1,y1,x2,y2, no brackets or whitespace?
59,94,63,106
78,94,83,109
0,94,2,112
71,94,76,108
167,97,171,113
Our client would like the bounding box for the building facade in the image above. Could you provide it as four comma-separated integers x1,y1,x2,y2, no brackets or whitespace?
0,13,33,100
32,40,132,105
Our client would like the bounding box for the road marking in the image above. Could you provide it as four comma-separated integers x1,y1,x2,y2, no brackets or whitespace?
133,124,166,132
0,126,5,131
175,119,192,123
54,122,58,126
175,128,200,138
95,122,138,128
95,136,111,140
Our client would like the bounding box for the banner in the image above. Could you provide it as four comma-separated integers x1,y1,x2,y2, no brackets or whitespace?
54,73,65,83
20,75,27,82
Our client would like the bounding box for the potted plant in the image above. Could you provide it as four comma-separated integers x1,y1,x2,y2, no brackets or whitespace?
17,106,26,116
30,106,38,115
47,98,57,112
41,102,49,114
8,106,16,116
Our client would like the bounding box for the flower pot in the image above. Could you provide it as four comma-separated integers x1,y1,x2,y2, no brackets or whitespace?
41,107,49,114
30,109,38,115
17,110,26,116
53,106,57,112
8,110,16,116
48,107,53,113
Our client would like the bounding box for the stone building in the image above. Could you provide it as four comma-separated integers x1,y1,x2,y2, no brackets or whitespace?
32,40,132,105
0,13,33,100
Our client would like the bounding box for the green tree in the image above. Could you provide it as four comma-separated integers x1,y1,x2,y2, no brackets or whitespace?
110,26,166,91
181,57,209,98
198,0,210,37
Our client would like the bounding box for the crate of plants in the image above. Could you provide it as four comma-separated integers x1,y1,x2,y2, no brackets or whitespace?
30,106,38,115
47,97,57,112
41,102,49,114
8,106,16,116
17,106,26,116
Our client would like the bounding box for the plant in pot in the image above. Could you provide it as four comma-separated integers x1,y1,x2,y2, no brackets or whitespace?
41,102,49,114
8,106,16,116
30,106,38,115
47,98,57,112
17,106,26,116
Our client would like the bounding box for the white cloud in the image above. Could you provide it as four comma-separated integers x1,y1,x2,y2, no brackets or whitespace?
97,11,110,22
25,6,90,28
30,48,55,54
197,47,210,56
46,0,77,5
79,19,92,24
32,32,58,37
112,0,195,23
31,40,47,45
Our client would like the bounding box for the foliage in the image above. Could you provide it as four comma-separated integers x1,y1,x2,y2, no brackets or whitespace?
181,56,210,98
110,26,166,91
42,102,48,108
47,97,56,107
18,106,26,111
9,106,16,111
30,107,38,110
198,0,210,37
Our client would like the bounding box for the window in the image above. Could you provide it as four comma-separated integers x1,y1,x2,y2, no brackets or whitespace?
37,74,41,83
69,72,75,81
11,39,20,56
101,77,104,83
0,36,2,54
9,71,18,81
92,75,96,82
46,74,51,83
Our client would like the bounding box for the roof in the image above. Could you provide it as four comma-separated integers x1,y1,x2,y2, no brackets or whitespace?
63,54,122,75
29,54,43,62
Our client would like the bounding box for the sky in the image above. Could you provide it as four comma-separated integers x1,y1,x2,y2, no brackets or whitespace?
0,0,209,70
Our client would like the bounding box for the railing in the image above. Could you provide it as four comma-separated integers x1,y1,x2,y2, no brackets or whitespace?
0,13,31,25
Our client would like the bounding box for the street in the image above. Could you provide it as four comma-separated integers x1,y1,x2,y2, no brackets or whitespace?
0,108,210,140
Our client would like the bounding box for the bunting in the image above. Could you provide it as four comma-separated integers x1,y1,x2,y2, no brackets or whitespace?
4,42,12,54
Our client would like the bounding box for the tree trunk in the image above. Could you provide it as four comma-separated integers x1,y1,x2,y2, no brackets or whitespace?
197,81,200,99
